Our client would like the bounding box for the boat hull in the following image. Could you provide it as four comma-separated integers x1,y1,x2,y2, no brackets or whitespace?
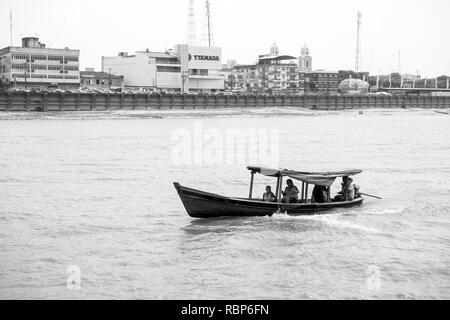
174,182,363,218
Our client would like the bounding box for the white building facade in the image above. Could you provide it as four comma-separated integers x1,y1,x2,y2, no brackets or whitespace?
0,37,80,90
102,44,224,92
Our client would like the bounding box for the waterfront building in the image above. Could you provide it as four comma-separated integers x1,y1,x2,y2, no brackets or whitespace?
229,64,258,92
102,45,224,93
221,66,247,92
303,70,339,94
0,37,80,90
80,70,124,90
223,44,302,94
257,54,300,94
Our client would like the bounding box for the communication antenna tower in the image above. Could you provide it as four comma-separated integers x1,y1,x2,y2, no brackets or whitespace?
201,0,215,47
355,11,362,72
10,7,13,47
186,0,197,46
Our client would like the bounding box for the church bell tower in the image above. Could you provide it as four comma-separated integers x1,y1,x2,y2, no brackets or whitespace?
299,43,312,72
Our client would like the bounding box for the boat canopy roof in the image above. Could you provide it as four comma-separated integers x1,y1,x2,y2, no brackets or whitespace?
247,167,363,187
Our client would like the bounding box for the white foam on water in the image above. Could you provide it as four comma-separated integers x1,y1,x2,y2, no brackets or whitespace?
317,216,381,234
364,207,406,216
272,211,381,234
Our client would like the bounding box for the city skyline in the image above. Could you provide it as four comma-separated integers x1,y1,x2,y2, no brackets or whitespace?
0,0,449,77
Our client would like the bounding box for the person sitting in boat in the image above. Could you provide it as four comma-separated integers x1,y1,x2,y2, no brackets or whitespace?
312,185,328,203
333,177,355,202
282,179,299,203
263,186,277,202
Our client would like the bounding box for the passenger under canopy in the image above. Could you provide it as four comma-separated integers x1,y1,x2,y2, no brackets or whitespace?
247,166,363,187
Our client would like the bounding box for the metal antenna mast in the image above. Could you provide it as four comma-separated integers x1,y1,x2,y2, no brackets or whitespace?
201,0,214,47
207,1,211,46
186,0,197,46
10,7,13,47
355,11,362,72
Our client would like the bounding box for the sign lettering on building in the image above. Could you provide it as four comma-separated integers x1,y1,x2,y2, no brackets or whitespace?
189,54,220,62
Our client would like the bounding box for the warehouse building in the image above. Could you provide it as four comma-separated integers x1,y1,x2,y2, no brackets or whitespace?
101,44,224,93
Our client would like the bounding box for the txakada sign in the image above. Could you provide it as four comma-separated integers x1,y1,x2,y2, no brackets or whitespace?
189,54,220,61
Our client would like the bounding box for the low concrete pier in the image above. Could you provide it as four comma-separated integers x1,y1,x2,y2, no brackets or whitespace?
0,92,449,112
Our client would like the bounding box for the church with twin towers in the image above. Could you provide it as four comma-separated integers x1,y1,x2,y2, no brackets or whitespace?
222,40,320,94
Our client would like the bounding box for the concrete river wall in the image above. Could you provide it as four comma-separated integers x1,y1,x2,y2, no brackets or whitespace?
1,91,449,112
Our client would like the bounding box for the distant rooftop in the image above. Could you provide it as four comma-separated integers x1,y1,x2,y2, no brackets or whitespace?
233,64,256,69
258,55,296,61
110,51,178,59
0,37,78,52
306,70,338,74
137,51,178,59
80,71,123,79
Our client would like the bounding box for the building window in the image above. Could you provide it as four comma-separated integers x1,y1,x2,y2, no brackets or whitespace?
65,66,79,71
157,66,181,73
31,65,47,70
48,65,63,71
31,55,47,61
31,74,47,79
48,55,64,61
12,54,28,60
65,56,79,62
155,58,179,65
12,64,28,70
190,69,209,76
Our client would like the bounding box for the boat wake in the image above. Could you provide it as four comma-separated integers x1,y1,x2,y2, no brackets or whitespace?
314,215,381,234
363,207,406,216
271,211,381,234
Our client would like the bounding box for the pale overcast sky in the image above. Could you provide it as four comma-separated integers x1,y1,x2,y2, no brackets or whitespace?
0,0,449,77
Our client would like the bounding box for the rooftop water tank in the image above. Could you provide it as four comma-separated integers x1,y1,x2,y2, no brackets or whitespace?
22,37,41,48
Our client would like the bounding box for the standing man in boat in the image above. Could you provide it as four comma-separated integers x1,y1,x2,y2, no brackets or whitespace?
282,179,300,203
334,177,355,202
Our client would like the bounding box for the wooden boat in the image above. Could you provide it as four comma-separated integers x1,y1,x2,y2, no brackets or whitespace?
174,167,364,218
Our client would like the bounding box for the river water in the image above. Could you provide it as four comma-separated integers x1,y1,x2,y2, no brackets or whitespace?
0,108,449,299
